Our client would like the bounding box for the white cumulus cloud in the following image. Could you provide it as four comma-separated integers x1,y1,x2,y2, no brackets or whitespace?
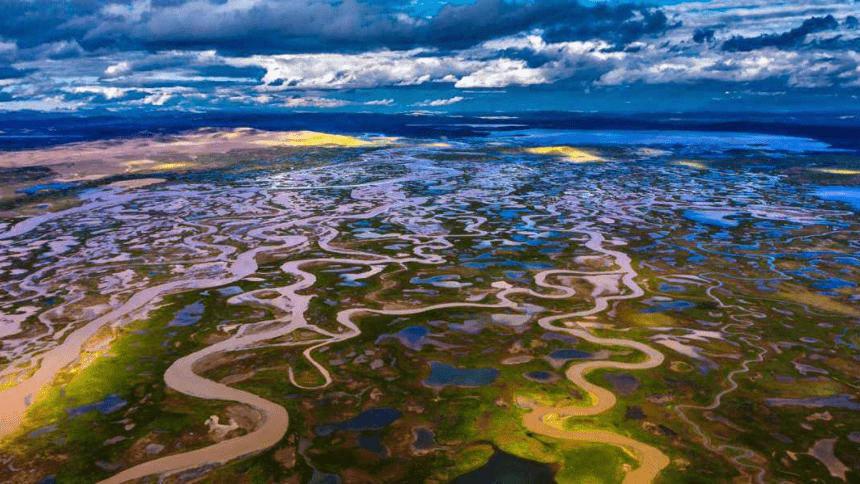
103,61,132,78
455,59,549,88
143,92,172,106
283,96,350,108
68,86,129,100
364,98,395,106
415,96,465,107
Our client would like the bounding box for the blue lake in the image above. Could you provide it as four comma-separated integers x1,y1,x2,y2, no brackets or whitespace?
375,325,430,350
683,210,739,228
451,449,557,484
27,424,58,439
541,332,578,344
396,325,429,349
357,433,386,455
497,128,835,152
67,394,127,418
16,182,78,195
424,362,499,388
549,349,592,360
640,299,696,313
314,408,402,437
524,371,556,382
812,278,855,291
217,286,244,296
813,187,860,210
168,301,205,327
413,427,437,450
308,470,342,484
765,394,860,410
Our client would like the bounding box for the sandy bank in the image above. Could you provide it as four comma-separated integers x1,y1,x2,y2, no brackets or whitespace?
525,146,603,162
0,129,383,182
107,178,166,190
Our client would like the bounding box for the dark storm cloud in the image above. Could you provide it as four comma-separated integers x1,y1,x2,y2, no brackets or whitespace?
4,0,860,113
194,65,268,80
721,15,840,52
496,48,557,69
0,0,93,48
692,28,715,44
0,0,676,56
0,66,34,79
539,4,674,45
422,0,675,48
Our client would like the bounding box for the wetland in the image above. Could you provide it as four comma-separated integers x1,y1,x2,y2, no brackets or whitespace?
1,128,859,484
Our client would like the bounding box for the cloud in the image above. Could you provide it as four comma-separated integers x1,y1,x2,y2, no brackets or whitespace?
225,45,570,91
0,66,33,79
364,98,395,106
693,28,716,44
454,59,549,88
596,48,857,89
103,61,132,78
415,96,465,107
282,96,350,108
227,49,473,90
2,0,860,113
101,0,151,23
142,91,172,106
722,15,840,51
0,39,18,63
0,0,675,56
68,86,129,100
422,0,675,49
0,95,83,112
33,40,86,59
194,64,267,81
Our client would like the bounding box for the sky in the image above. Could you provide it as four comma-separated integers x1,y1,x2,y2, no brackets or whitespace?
1,0,860,114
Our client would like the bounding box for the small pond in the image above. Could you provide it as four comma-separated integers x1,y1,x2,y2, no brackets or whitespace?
424,362,499,388
314,408,402,437
168,301,205,327
548,349,592,360
450,449,557,484
67,394,128,418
